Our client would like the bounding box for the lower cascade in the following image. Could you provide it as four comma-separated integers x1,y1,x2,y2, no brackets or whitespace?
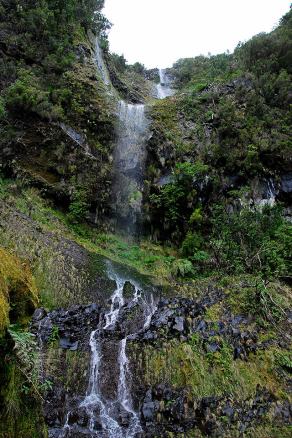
58,264,155,438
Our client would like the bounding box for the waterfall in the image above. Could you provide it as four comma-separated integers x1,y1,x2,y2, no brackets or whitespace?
112,101,149,233
58,43,158,438
94,39,111,86
156,68,173,99
260,179,277,207
61,264,155,438
92,40,149,232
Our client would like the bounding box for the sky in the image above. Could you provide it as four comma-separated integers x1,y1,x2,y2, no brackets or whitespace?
103,0,291,68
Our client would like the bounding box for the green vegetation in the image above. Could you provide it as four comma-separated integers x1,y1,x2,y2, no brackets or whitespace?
0,177,178,282
0,247,38,334
172,52,238,89
0,362,47,438
209,205,291,279
0,0,110,120
0,251,46,437
146,8,292,283
0,0,116,221
141,337,289,401
0,3,291,436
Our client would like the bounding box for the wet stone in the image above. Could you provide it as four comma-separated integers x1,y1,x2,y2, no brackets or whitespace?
59,337,79,351
206,342,220,353
32,307,47,322
68,408,89,427
118,407,133,427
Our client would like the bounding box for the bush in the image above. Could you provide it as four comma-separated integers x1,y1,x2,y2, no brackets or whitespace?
210,205,291,279
149,161,209,236
181,231,204,257
68,187,91,223
5,71,63,120
171,259,194,278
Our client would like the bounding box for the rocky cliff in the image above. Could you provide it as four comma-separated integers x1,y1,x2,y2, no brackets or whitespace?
0,2,291,438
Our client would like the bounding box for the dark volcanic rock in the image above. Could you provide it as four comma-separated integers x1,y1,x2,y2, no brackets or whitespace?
31,303,101,350
141,385,291,437
136,291,260,361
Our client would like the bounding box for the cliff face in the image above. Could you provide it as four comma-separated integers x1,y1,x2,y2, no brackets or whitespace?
0,2,291,438
144,9,292,244
0,0,117,223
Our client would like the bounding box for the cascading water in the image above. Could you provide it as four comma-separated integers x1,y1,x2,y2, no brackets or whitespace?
95,39,111,86
156,68,173,99
61,264,155,438
112,101,149,232
259,179,277,207
59,41,158,438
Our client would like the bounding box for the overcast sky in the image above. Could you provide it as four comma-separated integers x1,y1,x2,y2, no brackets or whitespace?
103,0,291,68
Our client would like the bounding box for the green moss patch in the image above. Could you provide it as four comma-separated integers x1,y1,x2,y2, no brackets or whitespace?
0,248,38,334
139,338,290,402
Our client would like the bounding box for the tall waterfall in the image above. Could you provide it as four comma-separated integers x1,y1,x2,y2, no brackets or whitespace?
112,101,149,233
58,42,158,438
156,69,173,99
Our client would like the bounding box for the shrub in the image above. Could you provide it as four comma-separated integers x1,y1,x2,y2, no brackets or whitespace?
181,231,204,257
5,71,63,120
210,205,291,279
68,187,91,223
171,259,195,278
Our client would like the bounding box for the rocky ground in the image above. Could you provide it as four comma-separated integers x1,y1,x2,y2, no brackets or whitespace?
31,282,292,437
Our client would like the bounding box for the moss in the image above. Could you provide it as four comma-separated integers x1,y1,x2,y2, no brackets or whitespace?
148,96,195,156
224,276,291,326
244,425,292,438
155,433,203,438
45,347,90,395
204,302,223,321
0,362,47,438
0,248,38,335
140,339,291,402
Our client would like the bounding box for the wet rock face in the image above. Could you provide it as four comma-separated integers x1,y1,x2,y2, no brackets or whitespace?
281,173,292,194
0,201,118,308
34,276,155,437
129,290,291,436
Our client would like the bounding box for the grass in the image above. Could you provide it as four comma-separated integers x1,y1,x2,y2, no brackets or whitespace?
204,302,223,321
45,348,90,394
0,181,178,283
140,336,291,402
0,247,38,334
0,362,48,438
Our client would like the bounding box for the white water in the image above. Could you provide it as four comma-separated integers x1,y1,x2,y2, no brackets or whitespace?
258,179,277,208
59,43,159,438
112,101,149,231
95,39,111,86
60,265,156,437
156,69,173,99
